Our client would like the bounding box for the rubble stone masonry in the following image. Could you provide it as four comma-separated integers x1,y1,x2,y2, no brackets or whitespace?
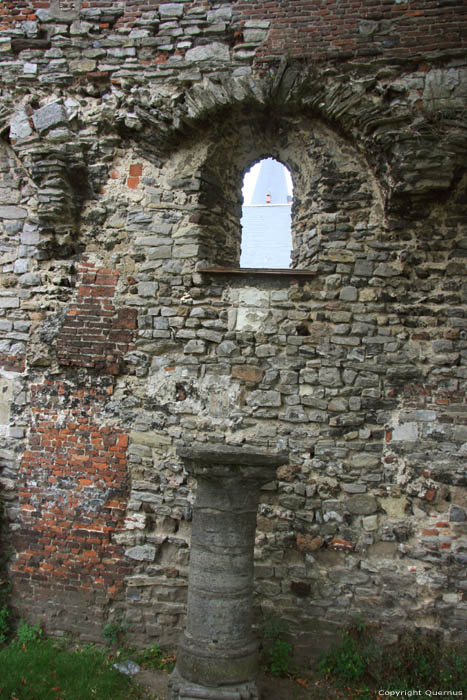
0,0,466,662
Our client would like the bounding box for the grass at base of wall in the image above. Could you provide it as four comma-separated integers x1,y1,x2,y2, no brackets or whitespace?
318,618,467,700
0,637,146,700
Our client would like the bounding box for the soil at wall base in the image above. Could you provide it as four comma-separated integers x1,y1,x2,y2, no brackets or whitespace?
137,669,335,699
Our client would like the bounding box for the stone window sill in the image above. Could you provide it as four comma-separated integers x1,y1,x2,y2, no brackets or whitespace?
199,267,316,277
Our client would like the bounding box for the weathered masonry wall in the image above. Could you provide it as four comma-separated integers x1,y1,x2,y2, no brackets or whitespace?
0,0,466,661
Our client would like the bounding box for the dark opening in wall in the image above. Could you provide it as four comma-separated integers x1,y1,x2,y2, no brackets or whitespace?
240,158,293,269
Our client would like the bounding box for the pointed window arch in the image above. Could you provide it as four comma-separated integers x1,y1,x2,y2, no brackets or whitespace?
240,158,293,269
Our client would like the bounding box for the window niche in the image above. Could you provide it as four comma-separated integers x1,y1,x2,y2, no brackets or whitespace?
240,157,294,269
198,113,376,276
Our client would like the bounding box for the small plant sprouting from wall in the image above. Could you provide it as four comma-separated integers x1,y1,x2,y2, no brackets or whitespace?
0,604,9,644
135,642,176,673
318,617,467,696
261,616,294,678
16,620,43,644
0,502,13,644
103,612,129,647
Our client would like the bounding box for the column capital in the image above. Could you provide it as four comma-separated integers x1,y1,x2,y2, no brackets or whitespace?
177,444,288,485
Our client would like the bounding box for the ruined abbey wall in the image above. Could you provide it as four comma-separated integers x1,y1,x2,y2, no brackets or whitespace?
0,0,466,661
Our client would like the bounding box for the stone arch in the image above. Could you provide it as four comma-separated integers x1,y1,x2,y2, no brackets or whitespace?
128,66,466,207
175,106,384,271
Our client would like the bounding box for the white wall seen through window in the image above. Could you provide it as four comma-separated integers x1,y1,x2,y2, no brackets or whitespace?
240,158,293,269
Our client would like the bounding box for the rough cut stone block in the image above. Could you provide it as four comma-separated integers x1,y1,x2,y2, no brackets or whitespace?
244,19,270,29
400,409,436,422
0,188,19,205
159,3,184,18
21,226,40,245
296,534,323,552
329,568,369,584
354,260,374,276
236,307,269,331
318,367,342,387
69,58,96,73
392,422,418,441
450,505,466,522
35,8,52,22
185,42,230,63
243,29,268,43
149,246,172,259
32,102,68,133
216,340,238,356
0,296,20,308
232,365,264,383
374,263,399,277
138,282,158,297
135,235,172,246
10,110,33,140
256,344,276,358
347,495,378,515
184,339,205,354
19,272,41,287
197,329,222,343
0,377,13,425
173,244,198,259
0,206,27,219
351,452,380,468
130,431,172,448
247,390,281,407
238,287,269,307
133,491,164,505
23,62,38,75
0,39,11,53
340,285,358,301
70,20,92,36
279,406,308,422
343,483,367,493
207,7,232,22
125,545,156,561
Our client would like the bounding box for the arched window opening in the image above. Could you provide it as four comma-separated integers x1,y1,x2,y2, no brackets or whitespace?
240,158,293,269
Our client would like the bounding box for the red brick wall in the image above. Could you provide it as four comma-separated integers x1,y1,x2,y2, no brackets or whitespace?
12,376,130,635
234,0,466,61
56,263,137,375
0,1,31,29
1,1,465,59
0,355,25,373
10,262,137,635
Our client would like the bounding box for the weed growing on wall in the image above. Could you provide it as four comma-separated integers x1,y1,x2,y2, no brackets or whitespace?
0,605,9,644
134,642,176,673
318,618,467,697
261,617,294,677
103,612,129,647
16,620,42,644
0,504,12,645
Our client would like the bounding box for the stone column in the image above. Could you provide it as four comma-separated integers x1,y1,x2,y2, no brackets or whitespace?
167,445,286,700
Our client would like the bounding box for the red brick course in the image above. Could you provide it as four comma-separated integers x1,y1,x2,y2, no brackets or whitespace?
12,377,130,617
234,0,467,62
0,354,25,373
1,1,465,60
56,263,137,375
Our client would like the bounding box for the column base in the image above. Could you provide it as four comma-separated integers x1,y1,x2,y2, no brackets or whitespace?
176,632,258,687
167,667,258,700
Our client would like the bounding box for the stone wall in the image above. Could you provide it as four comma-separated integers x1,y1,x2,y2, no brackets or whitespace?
0,0,466,663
